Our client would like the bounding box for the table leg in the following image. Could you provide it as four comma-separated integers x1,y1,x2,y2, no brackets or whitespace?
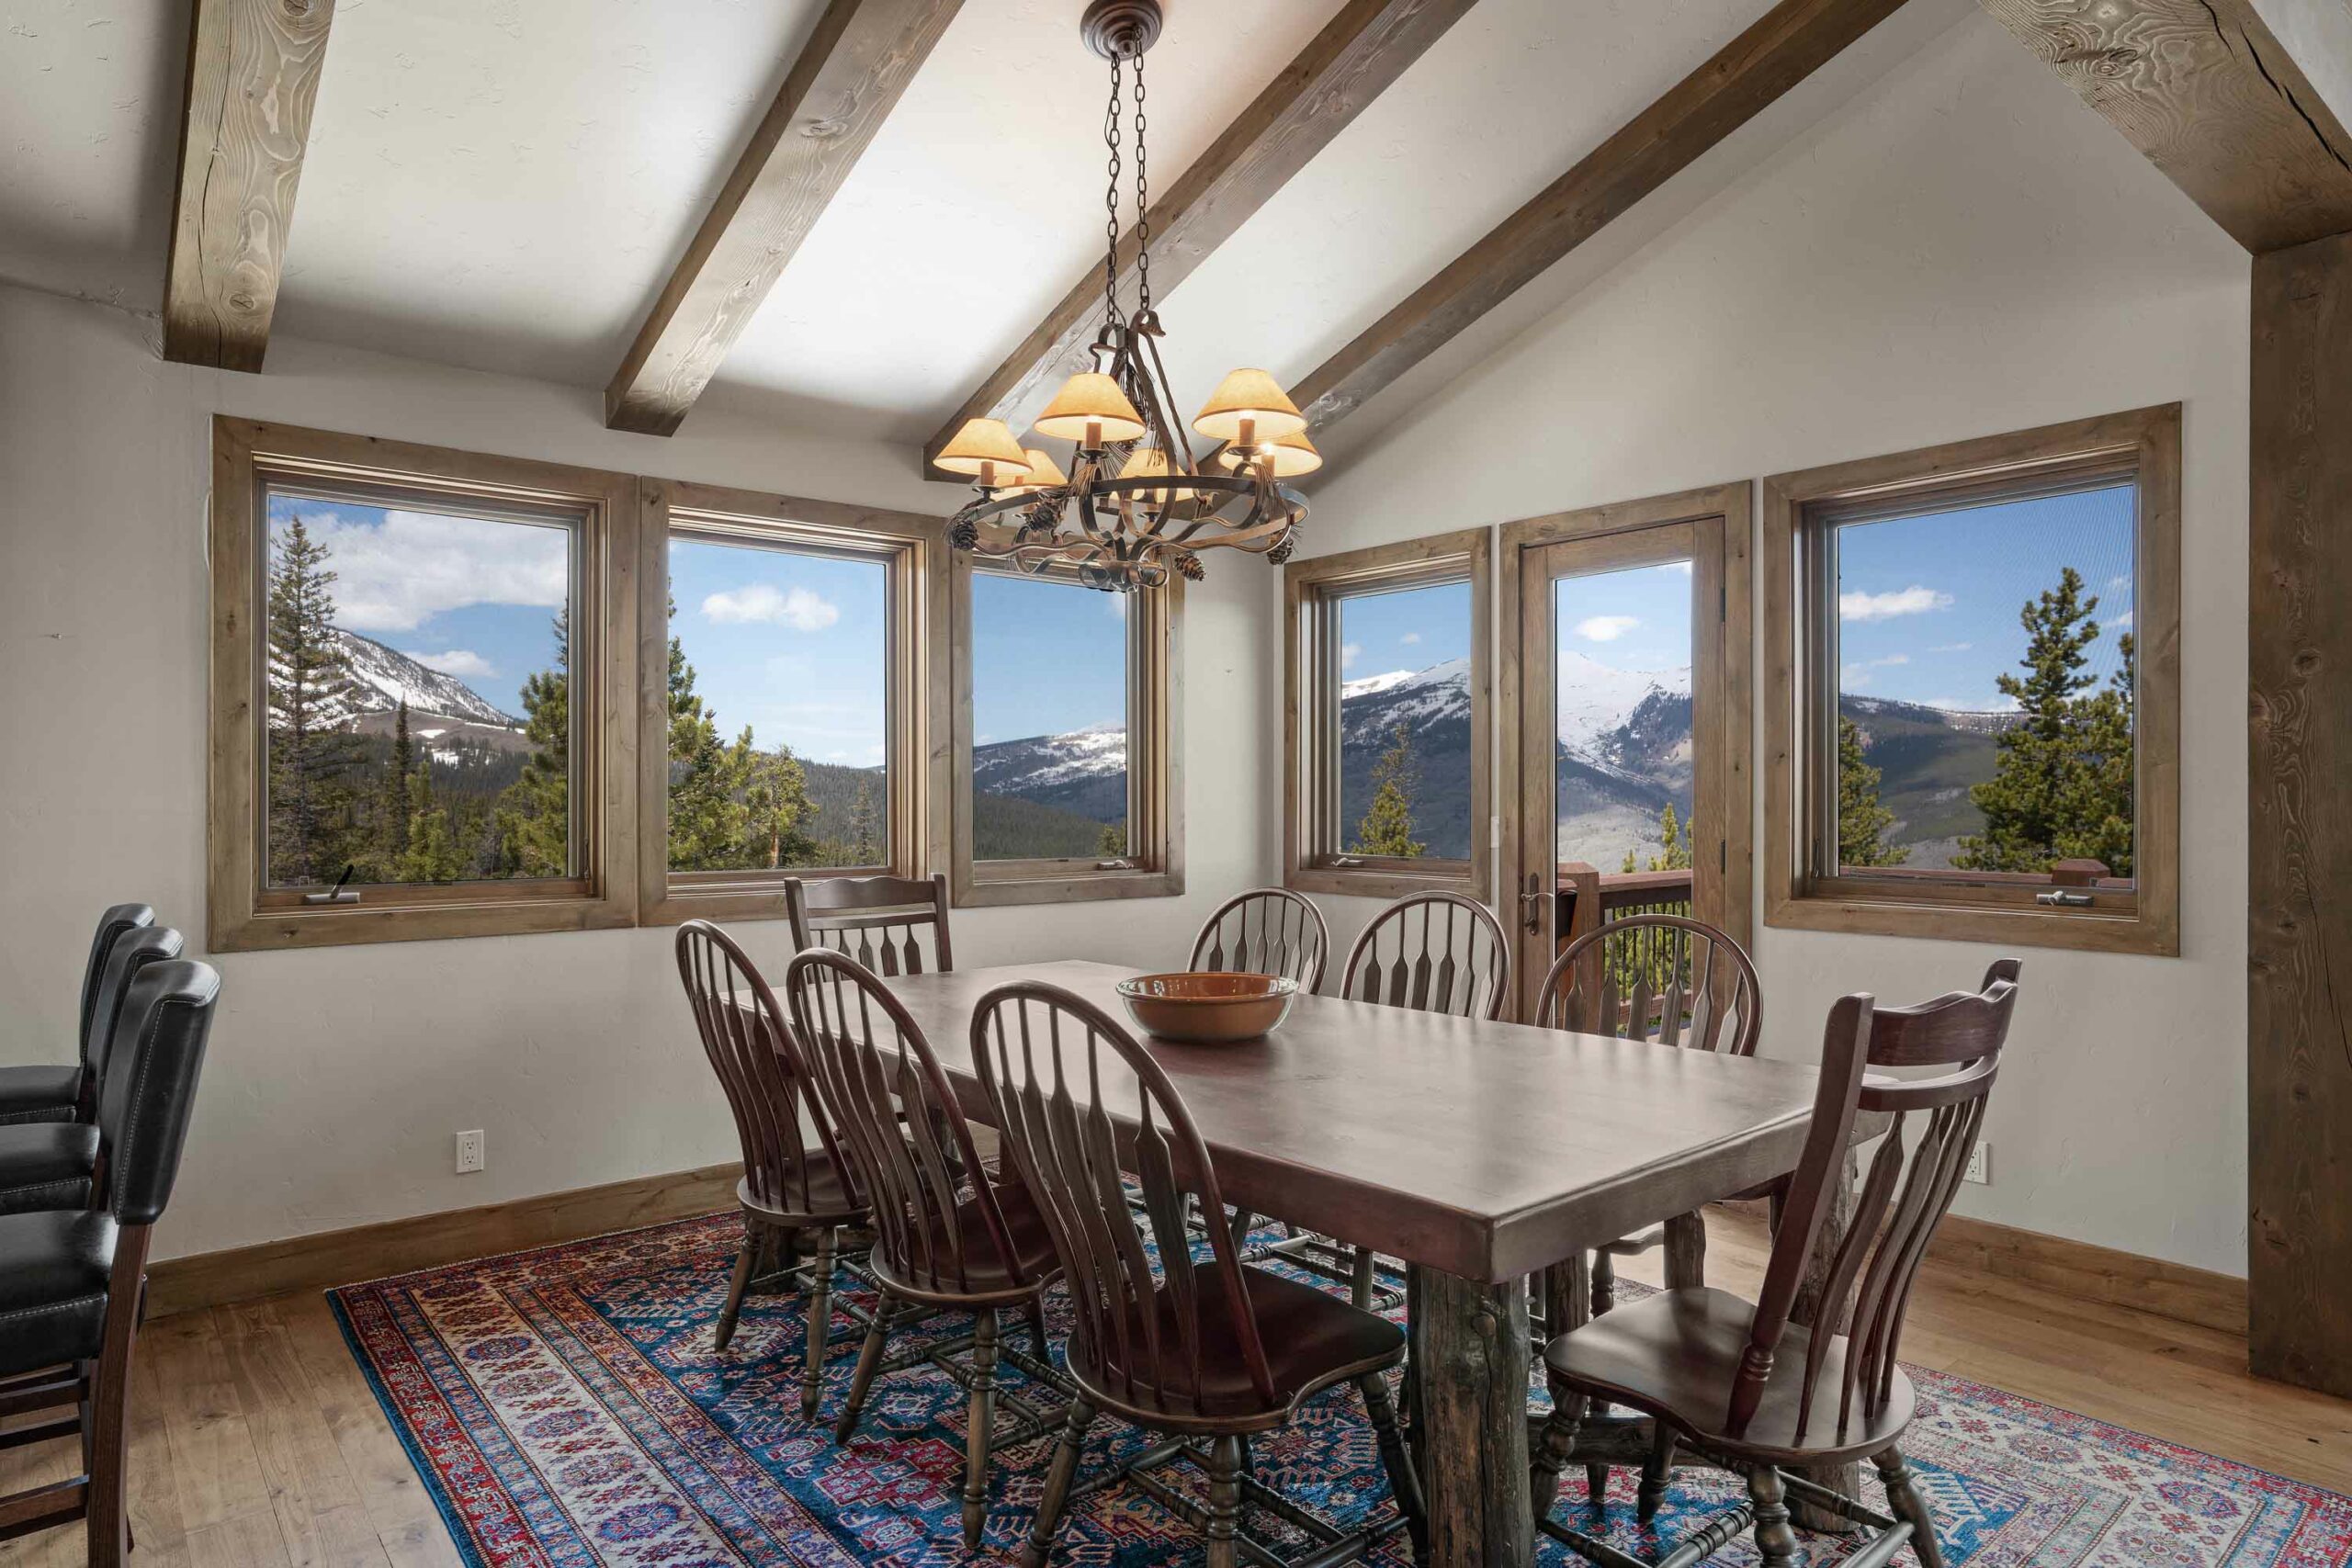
1414,1268,1532,1568
1783,1150,1860,1532
1663,1211,1706,1290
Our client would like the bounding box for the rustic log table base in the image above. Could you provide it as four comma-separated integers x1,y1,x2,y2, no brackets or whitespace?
1413,1268,1535,1568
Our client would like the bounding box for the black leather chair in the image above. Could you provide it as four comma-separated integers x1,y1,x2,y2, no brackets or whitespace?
0,959,219,1565
0,926,186,1218
0,904,157,1127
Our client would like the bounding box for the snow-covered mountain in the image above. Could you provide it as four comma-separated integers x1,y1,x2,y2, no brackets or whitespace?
1555,651,1690,760
333,628,519,727
972,721,1127,824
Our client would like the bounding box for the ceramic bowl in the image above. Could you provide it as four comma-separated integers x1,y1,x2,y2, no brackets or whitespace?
1114,971,1297,1044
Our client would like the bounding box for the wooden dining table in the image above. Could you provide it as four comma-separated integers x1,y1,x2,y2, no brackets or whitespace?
851,958,1829,1568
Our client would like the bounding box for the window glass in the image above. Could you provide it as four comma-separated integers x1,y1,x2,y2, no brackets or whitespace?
263,490,575,888
1553,562,1695,874
1830,482,2137,881
664,536,892,872
1335,579,1474,860
970,572,1130,861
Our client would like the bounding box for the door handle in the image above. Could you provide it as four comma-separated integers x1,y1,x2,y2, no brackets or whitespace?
1518,889,1551,933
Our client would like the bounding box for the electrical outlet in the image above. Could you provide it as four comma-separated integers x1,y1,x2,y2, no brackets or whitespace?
455,1129,485,1174
1964,1140,1990,1185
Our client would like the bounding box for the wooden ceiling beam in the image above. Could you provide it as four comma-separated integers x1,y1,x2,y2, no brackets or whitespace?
1976,0,2352,254
1283,0,1912,437
605,0,965,436
922,0,1479,478
162,0,338,373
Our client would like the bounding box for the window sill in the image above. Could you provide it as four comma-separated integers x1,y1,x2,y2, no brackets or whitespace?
211,893,637,953
1764,886,2177,956
1286,863,1481,902
955,867,1184,908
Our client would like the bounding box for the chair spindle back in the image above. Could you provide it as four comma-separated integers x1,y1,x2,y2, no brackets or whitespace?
786,874,954,977
972,983,1275,1418
785,950,1035,1297
1736,962,2020,1444
676,920,855,1216
1539,913,1759,1056
1189,887,1330,992
1339,891,1511,1021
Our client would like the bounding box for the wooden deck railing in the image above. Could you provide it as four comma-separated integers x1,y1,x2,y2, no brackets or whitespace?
1555,862,1695,950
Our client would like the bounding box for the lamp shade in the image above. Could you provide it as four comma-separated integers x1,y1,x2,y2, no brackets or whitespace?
1002,446,1070,496
1223,428,1322,479
1032,373,1148,445
936,418,1033,483
1192,367,1306,445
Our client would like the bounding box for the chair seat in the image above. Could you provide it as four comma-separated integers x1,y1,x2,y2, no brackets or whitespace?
1544,1286,1915,1465
738,1156,864,1227
0,1209,117,1379
1071,1263,1405,1427
0,1064,81,1127
872,1179,1058,1303
0,1122,100,1215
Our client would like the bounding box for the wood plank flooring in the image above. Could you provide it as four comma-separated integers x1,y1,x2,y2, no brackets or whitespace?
2,1208,2345,1564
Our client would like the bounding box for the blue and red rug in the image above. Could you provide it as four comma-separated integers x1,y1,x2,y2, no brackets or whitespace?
328,1212,2352,1566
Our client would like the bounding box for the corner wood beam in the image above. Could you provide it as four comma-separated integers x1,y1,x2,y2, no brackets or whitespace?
162,0,338,373
1286,0,1911,435
605,0,965,436
921,0,1479,477
1976,0,2352,254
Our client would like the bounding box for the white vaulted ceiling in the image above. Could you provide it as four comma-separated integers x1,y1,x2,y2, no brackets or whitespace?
0,0,1971,451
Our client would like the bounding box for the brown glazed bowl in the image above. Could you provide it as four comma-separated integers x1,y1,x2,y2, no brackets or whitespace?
1114,971,1298,1044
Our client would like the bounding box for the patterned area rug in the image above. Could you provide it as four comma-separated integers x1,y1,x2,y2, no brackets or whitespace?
329,1213,2352,1567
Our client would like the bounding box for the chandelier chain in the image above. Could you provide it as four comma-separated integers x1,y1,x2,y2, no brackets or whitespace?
1102,54,1125,332
1133,52,1151,315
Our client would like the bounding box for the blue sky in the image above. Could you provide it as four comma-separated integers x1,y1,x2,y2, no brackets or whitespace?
266,492,570,716
1836,484,2134,711
668,538,890,763
1555,561,1696,674
1339,579,1471,678
971,572,1129,745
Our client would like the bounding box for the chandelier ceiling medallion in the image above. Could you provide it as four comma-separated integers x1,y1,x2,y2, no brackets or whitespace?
941,0,1317,592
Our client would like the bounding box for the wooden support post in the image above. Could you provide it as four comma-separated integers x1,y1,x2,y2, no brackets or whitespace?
1415,1269,1533,1568
2250,227,2352,1399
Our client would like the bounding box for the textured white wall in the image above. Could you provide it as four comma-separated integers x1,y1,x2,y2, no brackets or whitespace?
0,282,1271,1260
1291,13,2251,1275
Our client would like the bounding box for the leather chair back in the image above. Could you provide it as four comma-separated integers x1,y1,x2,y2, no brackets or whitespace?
85,927,185,1082
96,960,220,1227
77,904,154,1053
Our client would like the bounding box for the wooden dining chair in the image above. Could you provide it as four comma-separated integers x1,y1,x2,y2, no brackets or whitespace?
674,920,869,1409
1339,890,1511,1021
786,873,954,976
1188,887,1331,992
781,950,1063,1549
1532,962,2019,1568
972,982,1427,1568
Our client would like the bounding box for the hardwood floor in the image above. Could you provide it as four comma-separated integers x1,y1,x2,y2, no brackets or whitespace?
1,1207,2345,1565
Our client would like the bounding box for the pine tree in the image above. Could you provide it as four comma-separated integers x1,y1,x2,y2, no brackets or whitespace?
1623,802,1696,873
398,760,469,883
265,516,366,885
378,699,416,871
492,607,572,877
846,778,880,864
737,732,815,868
1955,568,2133,874
1351,723,1426,859
1097,822,1128,858
665,612,744,870
1836,715,1907,868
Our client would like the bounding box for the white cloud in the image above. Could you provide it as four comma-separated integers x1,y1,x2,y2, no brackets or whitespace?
1839,585,1952,623
1400,632,1422,646
2108,574,2132,591
281,509,570,632
1926,642,1973,654
1340,642,1363,670
2112,610,2134,628
1840,653,1910,687
410,649,494,678
701,583,841,631
1576,615,1640,643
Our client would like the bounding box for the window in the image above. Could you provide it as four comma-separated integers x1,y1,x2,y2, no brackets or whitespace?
209,418,638,950
952,559,1181,905
1762,405,2180,953
639,479,946,925
1284,528,1491,898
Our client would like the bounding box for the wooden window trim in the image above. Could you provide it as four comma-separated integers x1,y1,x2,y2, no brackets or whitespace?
1761,404,2183,955
207,417,640,953
635,479,950,927
1283,527,1494,902
950,557,1184,908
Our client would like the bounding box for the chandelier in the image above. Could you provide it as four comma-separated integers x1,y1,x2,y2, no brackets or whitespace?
940,0,1316,592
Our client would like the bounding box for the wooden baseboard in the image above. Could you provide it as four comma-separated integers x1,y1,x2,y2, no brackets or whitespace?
145,1162,745,1318
1926,1213,2247,1337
